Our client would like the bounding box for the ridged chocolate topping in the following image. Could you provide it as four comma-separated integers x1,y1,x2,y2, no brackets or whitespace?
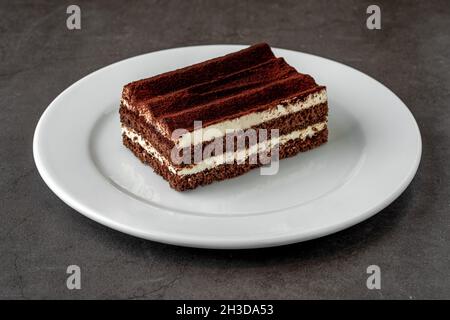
122,43,322,134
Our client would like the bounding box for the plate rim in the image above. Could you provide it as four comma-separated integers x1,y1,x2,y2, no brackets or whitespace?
33,44,422,249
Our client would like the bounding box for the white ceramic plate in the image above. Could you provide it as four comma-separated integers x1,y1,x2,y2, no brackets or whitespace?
33,45,421,249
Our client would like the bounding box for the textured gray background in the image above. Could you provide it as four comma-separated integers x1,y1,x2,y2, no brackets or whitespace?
1,0,449,299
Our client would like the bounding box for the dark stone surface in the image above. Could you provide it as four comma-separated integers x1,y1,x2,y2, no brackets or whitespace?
0,0,449,299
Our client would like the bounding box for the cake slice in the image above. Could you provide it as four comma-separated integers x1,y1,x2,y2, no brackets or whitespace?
120,43,328,191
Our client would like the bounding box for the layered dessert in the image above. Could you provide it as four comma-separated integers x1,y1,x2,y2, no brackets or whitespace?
120,43,328,191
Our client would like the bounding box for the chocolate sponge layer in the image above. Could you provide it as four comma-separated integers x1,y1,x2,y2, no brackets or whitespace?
120,102,328,165
122,128,328,191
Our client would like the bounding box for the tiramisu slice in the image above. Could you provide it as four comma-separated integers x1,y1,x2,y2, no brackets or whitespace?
120,43,328,191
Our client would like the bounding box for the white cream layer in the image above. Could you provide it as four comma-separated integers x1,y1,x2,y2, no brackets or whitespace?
122,88,327,148
122,121,327,176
